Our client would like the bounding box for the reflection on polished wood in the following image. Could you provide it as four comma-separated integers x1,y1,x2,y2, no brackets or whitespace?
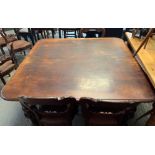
1,38,155,102
125,32,155,89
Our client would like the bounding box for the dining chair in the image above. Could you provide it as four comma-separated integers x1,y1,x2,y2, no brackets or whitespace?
19,96,78,126
31,28,47,41
14,28,35,45
80,98,137,126
59,28,80,38
0,29,33,67
2,30,32,67
0,28,17,55
41,28,55,38
15,28,55,44
79,28,106,38
9,41,32,67
104,28,123,38
0,55,15,85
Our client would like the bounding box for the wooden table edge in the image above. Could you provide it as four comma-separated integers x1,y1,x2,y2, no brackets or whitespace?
1,37,155,102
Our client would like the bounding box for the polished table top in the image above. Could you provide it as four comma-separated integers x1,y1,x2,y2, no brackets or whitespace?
125,32,155,89
1,38,155,101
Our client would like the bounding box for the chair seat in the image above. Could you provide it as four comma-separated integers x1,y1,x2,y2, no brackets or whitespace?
0,35,17,47
0,55,11,63
9,40,32,52
0,60,15,76
40,117,71,126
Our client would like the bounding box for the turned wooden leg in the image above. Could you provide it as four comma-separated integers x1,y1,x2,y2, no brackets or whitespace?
146,102,155,125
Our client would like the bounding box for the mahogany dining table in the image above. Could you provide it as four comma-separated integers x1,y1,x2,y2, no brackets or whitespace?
1,38,155,105
1,38,155,124
2,37,155,125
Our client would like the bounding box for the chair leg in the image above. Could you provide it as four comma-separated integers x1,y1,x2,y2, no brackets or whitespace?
75,30,77,38
64,30,66,38
52,29,55,38
33,33,38,42
0,77,6,85
46,30,49,38
12,56,18,68
144,37,150,49
23,51,26,56
59,29,61,38
29,35,35,45
41,32,44,39
43,31,47,38
36,33,40,40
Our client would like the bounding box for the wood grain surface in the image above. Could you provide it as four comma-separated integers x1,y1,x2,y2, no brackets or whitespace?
1,38,155,102
125,32,155,89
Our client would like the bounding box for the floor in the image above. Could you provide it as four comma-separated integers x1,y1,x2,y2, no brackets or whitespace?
0,29,153,126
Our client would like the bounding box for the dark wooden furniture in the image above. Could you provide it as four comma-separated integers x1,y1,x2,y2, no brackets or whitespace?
1,38,155,125
80,98,139,125
1,38,154,103
104,28,123,38
42,28,55,38
0,28,32,67
0,56,15,85
79,28,105,38
9,39,32,67
19,96,77,126
0,29,17,55
14,28,55,45
59,28,80,38
133,28,155,56
14,28,35,45
31,28,51,41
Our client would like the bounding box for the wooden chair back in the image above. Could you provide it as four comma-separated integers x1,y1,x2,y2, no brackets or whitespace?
59,28,80,38
79,28,105,38
104,28,123,38
19,96,78,126
80,98,138,126
0,29,17,46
